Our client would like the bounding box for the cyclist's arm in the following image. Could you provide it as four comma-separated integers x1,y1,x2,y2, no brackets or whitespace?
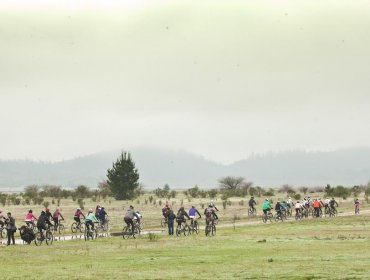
214,206,219,211
196,209,202,218
184,212,190,219
60,213,65,220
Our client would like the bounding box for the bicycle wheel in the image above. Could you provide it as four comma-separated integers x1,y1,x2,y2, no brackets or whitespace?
193,222,199,235
84,228,89,241
211,224,216,236
45,231,53,245
176,225,181,237
58,224,65,235
183,225,191,236
161,218,165,227
262,215,267,223
0,227,7,239
71,223,77,233
34,232,43,246
205,224,210,236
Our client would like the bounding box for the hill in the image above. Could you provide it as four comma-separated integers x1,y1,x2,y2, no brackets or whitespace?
0,147,369,190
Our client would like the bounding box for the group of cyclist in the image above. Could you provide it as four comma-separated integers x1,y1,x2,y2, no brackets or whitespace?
259,195,354,220
161,203,219,235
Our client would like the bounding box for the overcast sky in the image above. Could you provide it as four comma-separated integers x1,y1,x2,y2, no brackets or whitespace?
1,0,370,164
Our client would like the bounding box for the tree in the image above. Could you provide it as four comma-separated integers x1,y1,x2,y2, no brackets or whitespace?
218,176,253,197
106,152,140,200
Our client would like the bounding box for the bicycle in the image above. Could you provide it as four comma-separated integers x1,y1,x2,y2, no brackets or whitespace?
133,218,143,232
122,223,140,239
329,206,337,217
54,219,65,235
248,207,257,217
205,219,216,236
355,204,360,215
84,223,97,241
262,210,273,223
71,218,85,234
34,227,54,246
274,211,284,222
189,218,199,235
176,220,191,236
295,209,303,220
0,224,7,239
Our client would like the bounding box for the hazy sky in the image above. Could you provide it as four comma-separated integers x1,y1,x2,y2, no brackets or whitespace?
1,0,370,164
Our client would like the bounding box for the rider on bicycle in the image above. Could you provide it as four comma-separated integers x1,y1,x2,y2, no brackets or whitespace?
37,211,53,238
262,199,272,215
85,208,99,230
188,206,201,227
355,198,360,212
209,203,219,220
25,209,38,227
53,207,65,229
204,204,216,227
162,204,170,221
98,206,108,227
248,196,257,212
176,207,190,228
124,205,140,231
0,209,5,228
329,197,339,213
275,201,283,218
295,200,302,215
74,208,85,228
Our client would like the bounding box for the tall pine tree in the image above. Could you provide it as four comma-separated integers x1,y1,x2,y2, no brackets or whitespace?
106,152,140,200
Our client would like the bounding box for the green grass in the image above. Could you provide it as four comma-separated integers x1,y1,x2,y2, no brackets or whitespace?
2,215,370,279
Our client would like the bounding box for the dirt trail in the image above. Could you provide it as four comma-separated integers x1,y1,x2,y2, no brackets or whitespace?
1,209,367,245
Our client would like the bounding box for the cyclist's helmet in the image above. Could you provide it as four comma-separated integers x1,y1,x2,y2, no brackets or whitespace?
265,199,269,201
46,208,50,212
88,208,93,213
77,207,81,210
208,203,212,207
331,197,334,200
28,209,32,213
251,196,254,199
41,211,46,215
129,205,134,209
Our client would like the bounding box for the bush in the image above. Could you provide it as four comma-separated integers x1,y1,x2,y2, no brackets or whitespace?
293,193,301,200
43,201,50,208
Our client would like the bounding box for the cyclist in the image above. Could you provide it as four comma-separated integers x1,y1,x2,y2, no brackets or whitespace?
45,208,53,224
25,209,38,228
248,196,257,213
188,206,201,227
262,199,272,216
204,204,216,227
354,198,360,214
85,208,99,230
162,204,170,222
313,198,321,217
53,207,65,229
37,211,53,238
280,201,289,215
324,198,330,214
74,208,85,229
329,197,339,213
95,205,101,218
98,206,108,227
124,205,140,231
176,206,190,228
275,201,283,219
287,196,293,207
0,208,5,228
210,202,219,220
295,200,302,215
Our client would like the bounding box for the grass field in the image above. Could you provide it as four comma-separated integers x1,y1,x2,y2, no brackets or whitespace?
2,214,370,279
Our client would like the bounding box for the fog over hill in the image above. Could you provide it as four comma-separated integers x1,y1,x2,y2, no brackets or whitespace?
0,147,369,190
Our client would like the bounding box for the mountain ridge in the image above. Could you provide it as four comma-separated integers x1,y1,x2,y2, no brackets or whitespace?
0,147,369,190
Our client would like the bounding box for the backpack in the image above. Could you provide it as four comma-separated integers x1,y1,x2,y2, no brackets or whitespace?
19,225,35,244
205,207,213,218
